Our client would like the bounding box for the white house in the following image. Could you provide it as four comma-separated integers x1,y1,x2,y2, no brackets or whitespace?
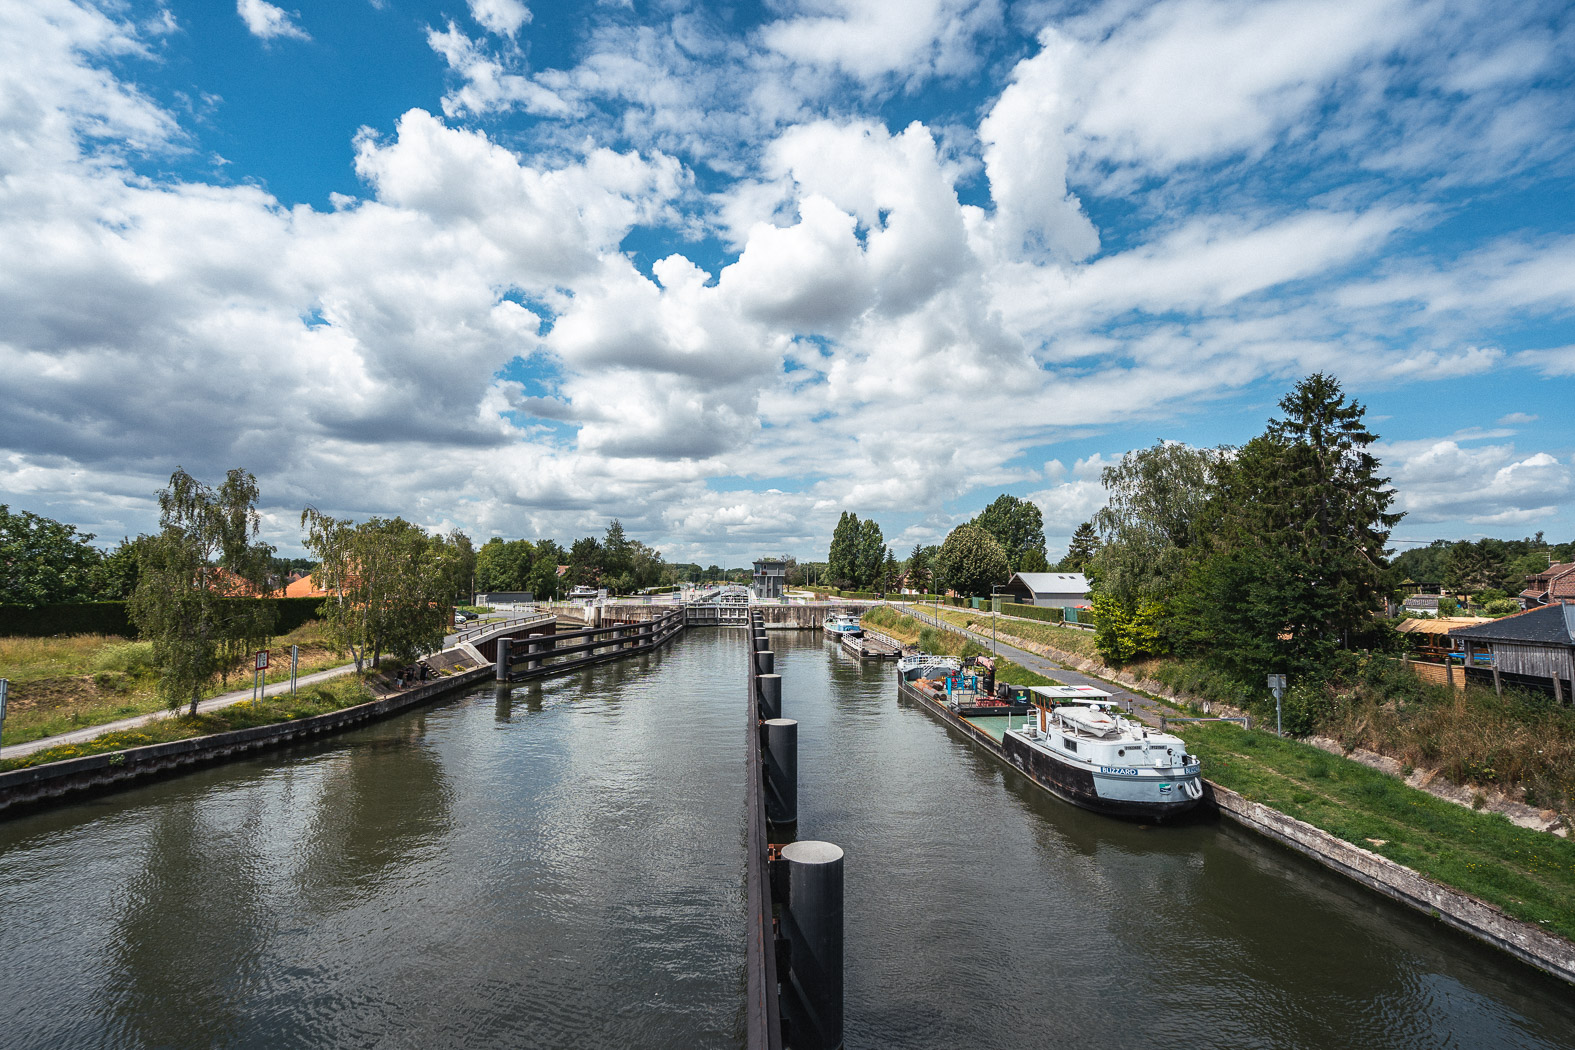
1000,572,1091,608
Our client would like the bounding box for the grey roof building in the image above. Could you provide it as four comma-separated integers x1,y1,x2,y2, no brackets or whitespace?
999,572,1091,608
1450,604,1575,702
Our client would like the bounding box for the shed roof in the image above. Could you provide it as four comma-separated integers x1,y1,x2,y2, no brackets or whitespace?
1449,603,1575,646
1394,616,1491,635
1008,572,1089,594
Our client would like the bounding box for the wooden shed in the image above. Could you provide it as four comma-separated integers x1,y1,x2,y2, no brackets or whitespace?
1449,604,1575,702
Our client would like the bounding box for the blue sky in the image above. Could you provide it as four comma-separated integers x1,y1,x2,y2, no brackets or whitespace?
1,0,1572,566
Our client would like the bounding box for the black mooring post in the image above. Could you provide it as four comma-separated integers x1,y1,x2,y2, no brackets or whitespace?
763,717,797,826
495,636,511,681
757,649,775,675
759,673,782,720
780,840,844,1050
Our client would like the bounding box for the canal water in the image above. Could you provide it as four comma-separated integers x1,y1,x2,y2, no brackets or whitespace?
3,628,1573,1049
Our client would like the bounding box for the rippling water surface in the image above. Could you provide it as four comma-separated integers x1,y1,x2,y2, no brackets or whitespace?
3,628,1573,1049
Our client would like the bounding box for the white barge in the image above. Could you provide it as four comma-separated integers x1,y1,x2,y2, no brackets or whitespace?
1003,685,1203,821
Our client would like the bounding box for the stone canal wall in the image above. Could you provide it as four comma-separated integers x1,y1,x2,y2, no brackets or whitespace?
1206,782,1575,984
897,671,1575,985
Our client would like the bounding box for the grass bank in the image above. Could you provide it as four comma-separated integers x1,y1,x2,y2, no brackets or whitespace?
1180,720,1575,940
0,622,350,748
914,605,1101,659
862,607,1056,688
0,676,376,773
1142,654,1575,815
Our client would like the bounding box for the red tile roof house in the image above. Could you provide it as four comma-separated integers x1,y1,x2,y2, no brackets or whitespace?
1520,563,1575,607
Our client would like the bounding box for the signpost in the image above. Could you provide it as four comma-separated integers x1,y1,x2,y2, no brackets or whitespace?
0,678,8,742
290,645,299,696
1267,674,1287,737
254,650,269,702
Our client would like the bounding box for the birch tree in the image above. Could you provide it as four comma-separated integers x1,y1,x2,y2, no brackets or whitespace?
131,468,276,715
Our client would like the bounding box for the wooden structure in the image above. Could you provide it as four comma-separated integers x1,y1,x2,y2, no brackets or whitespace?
1450,604,1575,702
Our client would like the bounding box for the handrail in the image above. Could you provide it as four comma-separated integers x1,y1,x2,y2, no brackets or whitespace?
457,611,555,644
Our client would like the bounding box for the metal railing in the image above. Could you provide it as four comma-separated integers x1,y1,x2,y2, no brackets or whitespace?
456,611,555,645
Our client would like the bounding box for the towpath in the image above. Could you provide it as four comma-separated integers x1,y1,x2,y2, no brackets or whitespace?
0,662,360,762
0,625,484,763
895,603,1176,728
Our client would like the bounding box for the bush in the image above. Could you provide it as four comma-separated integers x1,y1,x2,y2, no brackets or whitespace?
92,640,157,676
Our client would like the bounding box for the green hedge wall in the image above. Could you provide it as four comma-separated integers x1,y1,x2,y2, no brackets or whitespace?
0,602,134,637
1000,602,1064,624
0,597,325,639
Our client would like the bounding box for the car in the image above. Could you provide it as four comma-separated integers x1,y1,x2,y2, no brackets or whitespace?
453,612,471,624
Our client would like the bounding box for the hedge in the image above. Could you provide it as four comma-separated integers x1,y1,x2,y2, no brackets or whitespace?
999,602,1064,624
0,597,324,639
0,602,133,637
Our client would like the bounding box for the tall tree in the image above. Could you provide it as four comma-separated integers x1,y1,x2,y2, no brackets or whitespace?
1193,374,1403,676
565,536,603,589
476,538,535,593
935,524,1009,598
972,494,1047,574
1058,522,1101,572
92,536,146,601
132,469,277,714
301,509,465,671
602,519,633,592
0,504,103,606
529,539,565,600
905,542,931,593
827,511,859,587
1092,442,1225,600
855,518,885,590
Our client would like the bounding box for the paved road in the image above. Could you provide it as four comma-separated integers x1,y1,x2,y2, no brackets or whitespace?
895,603,1175,727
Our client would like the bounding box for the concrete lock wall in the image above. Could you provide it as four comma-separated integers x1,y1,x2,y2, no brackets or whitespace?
1204,783,1575,985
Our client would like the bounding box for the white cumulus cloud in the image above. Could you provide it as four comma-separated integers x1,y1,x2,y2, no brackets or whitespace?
236,0,309,42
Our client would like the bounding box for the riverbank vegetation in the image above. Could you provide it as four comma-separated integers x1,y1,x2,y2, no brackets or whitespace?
0,621,349,748
0,676,375,772
861,607,1053,687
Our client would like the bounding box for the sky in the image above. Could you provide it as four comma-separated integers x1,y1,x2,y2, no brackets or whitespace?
1,0,1572,566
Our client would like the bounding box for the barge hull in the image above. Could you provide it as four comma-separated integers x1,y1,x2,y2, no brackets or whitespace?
897,673,1198,822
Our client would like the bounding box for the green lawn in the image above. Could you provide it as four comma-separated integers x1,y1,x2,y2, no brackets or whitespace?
905,604,1101,659
1181,720,1575,940
1,677,376,773
1,624,350,748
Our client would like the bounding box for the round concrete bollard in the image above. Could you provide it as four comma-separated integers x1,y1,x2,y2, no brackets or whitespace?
759,673,782,720
781,840,844,1050
763,718,797,826
494,636,511,681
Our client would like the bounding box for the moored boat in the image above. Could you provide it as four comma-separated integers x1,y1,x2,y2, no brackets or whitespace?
1003,685,1203,821
823,613,863,639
